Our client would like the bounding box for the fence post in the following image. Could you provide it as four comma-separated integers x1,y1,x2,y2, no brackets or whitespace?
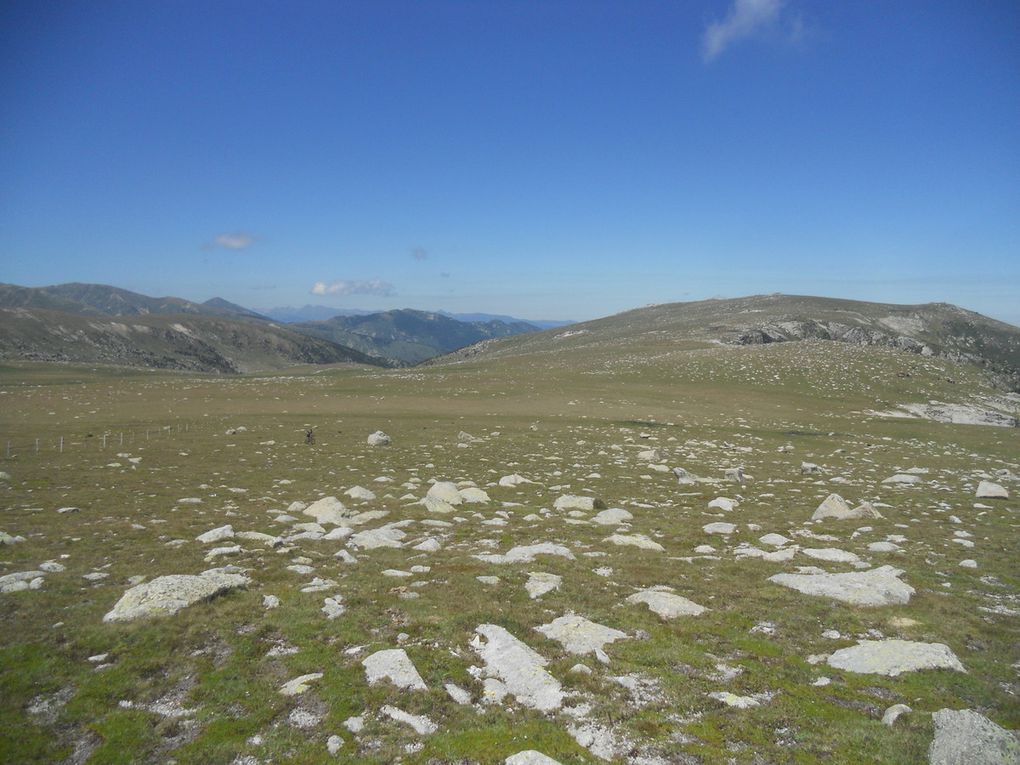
102,434,106,449
59,436,63,453
35,439,39,453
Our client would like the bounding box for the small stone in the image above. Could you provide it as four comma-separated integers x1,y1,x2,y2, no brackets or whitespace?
326,734,344,755
882,703,912,727
279,673,323,696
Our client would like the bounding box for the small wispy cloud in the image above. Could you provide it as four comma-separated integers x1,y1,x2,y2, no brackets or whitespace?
310,279,395,297
703,0,788,61
410,246,428,261
208,232,257,250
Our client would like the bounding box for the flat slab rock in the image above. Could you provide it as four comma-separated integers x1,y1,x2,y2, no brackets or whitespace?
103,570,250,622
603,533,664,551
535,615,628,663
553,495,605,511
592,507,633,526
827,640,966,677
380,704,436,735
475,542,576,564
929,708,1020,765
362,648,427,690
470,624,564,711
768,565,914,606
625,587,707,619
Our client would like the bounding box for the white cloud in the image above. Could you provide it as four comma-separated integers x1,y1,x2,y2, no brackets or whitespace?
210,232,256,250
310,279,395,297
703,0,785,61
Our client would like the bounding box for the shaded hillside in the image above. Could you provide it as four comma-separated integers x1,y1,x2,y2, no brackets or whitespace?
0,307,383,373
436,294,1020,391
292,308,539,365
0,282,261,319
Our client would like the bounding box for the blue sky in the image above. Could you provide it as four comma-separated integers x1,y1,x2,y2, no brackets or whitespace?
2,0,1018,323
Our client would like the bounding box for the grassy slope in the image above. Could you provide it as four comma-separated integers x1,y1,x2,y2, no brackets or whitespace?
0,339,1017,764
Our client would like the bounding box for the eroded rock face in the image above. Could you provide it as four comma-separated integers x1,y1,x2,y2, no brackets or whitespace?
470,624,563,711
929,709,1020,765
103,570,249,622
768,565,914,606
827,640,965,676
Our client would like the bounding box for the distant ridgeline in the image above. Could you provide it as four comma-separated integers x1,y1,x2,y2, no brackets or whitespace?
0,283,540,372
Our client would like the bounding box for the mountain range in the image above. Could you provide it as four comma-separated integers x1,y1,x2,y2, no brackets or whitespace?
0,283,543,372
259,304,572,329
291,309,540,365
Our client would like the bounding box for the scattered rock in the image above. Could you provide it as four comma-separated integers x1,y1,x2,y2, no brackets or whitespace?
929,708,1020,765
535,615,628,663
592,507,633,525
768,565,914,606
553,495,605,512
279,673,323,696
475,542,576,564
625,587,707,619
827,640,966,676
366,431,391,446
882,703,912,727
505,752,564,765
811,493,881,521
470,624,564,711
604,533,665,551
380,705,436,735
103,570,249,622
525,572,562,599
362,648,427,690
196,525,234,544
976,481,1009,499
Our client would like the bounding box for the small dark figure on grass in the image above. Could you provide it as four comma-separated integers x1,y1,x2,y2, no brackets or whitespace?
305,429,315,445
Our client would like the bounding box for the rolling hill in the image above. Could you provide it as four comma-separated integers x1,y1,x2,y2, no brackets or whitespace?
437,294,1020,392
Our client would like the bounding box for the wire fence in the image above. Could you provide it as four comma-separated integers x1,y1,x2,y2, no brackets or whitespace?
2,422,191,461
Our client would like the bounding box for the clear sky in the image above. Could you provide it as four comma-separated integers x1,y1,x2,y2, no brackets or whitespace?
2,1,1018,323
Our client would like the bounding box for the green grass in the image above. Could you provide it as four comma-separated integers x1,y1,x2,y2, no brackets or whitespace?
0,337,1017,764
